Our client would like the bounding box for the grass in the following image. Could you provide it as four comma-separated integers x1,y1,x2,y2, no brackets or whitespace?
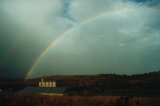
0,93,160,106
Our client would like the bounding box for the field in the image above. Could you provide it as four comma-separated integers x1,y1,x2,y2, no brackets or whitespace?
0,93,160,106
1,72,160,106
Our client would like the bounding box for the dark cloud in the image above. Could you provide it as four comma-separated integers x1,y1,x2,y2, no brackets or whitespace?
0,0,160,79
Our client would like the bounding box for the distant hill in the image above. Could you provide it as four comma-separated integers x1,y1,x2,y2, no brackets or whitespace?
1,71,160,96
33,71,160,86
29,71,160,96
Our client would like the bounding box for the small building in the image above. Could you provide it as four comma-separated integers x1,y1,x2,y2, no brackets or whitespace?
39,78,56,87
20,78,66,96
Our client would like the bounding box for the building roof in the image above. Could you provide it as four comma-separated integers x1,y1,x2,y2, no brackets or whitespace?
20,87,67,94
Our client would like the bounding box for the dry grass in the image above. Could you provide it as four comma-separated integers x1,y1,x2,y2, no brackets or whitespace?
0,93,160,106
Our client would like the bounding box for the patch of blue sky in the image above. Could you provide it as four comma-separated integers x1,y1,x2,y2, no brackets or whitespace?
59,0,76,24
130,0,150,3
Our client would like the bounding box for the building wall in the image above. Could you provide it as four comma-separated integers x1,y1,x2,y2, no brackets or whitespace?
39,79,56,87
52,82,56,87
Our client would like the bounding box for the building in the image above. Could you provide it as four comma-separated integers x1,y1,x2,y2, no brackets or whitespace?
21,78,66,96
39,78,56,87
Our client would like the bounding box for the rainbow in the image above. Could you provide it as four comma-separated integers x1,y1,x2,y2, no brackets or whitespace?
24,8,128,80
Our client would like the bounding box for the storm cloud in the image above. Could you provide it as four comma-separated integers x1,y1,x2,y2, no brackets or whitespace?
0,0,160,79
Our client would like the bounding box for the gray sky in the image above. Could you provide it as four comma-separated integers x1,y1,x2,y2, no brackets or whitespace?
0,0,160,79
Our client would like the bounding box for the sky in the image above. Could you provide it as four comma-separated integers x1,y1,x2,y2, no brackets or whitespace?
0,0,160,79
